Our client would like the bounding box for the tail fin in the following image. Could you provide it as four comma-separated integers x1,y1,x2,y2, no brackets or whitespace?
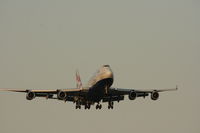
76,70,83,90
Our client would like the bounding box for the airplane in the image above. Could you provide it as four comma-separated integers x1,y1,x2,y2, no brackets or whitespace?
0,65,177,109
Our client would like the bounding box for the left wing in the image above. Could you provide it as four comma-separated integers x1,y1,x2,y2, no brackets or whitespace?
103,86,178,102
0,88,86,101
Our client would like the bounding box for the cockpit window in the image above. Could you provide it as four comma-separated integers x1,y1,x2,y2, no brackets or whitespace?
103,65,110,67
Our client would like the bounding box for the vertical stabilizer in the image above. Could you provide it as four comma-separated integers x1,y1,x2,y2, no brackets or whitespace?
76,70,83,90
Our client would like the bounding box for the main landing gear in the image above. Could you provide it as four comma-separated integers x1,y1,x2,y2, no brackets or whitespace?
76,101,91,110
96,104,102,110
75,101,81,109
85,104,91,109
108,101,114,109
75,102,114,110
75,105,81,109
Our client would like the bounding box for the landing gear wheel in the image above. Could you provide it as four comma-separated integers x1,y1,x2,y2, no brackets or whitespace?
99,104,102,109
85,104,91,109
111,105,113,109
76,101,81,109
76,105,81,109
108,105,113,109
96,104,102,110
108,101,114,109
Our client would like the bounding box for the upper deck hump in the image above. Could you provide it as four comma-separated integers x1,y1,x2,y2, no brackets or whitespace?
86,65,114,88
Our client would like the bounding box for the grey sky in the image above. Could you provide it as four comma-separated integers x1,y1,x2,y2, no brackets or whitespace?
0,0,199,133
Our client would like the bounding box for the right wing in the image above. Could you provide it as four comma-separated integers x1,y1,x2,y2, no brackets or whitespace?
102,86,178,102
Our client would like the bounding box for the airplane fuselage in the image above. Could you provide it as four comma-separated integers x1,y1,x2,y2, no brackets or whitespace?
86,65,114,102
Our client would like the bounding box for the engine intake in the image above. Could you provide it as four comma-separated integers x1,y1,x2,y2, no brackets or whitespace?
26,91,36,100
151,91,159,100
57,90,67,100
129,91,137,100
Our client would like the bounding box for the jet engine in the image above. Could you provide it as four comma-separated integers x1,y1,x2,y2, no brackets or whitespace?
26,91,36,100
151,91,159,100
128,91,137,100
57,90,67,100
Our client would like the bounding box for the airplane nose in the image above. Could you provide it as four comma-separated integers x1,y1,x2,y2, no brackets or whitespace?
105,70,113,79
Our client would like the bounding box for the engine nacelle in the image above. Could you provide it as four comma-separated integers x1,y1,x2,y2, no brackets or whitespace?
128,91,137,100
151,91,159,100
57,90,67,100
26,91,36,100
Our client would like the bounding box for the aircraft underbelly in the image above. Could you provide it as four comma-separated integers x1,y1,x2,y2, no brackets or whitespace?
87,78,113,102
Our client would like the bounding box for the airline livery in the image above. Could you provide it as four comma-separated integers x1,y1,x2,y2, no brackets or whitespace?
0,65,177,109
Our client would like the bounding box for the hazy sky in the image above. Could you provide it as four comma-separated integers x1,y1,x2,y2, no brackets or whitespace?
0,0,199,133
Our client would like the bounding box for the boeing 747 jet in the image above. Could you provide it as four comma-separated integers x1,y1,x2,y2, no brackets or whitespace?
0,65,177,109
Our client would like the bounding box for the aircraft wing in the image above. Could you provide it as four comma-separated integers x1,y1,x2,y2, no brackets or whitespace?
0,88,86,101
110,86,178,94
103,86,178,102
0,88,27,92
0,88,82,93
